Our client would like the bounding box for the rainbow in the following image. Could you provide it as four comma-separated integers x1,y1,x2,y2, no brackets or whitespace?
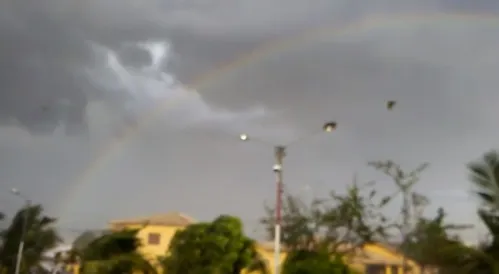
59,12,499,219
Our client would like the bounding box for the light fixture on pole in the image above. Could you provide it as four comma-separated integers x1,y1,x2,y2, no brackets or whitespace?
323,121,337,132
11,188,30,274
238,103,394,273
239,134,249,141
239,121,337,274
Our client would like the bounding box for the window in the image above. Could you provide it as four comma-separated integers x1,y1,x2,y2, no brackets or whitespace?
148,233,161,245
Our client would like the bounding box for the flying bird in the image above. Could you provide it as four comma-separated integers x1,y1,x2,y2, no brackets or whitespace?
386,100,396,110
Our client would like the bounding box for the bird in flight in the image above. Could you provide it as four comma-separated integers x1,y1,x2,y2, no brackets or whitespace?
386,100,396,110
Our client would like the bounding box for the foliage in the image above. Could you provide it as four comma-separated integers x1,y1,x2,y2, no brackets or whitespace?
78,228,156,274
368,160,429,230
468,150,499,210
260,178,391,256
455,210,499,274
401,207,471,273
72,230,100,253
461,150,499,274
368,161,432,273
282,249,355,274
0,204,61,273
162,215,268,274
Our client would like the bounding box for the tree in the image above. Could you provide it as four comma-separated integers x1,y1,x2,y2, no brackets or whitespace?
78,228,156,274
468,150,499,210
162,215,268,274
463,150,499,273
0,204,61,273
437,149,499,274
47,230,102,273
369,160,429,273
260,177,391,257
402,207,471,274
72,230,100,252
459,210,499,274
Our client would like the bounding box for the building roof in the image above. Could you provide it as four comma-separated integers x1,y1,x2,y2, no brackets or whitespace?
256,241,413,266
109,212,196,227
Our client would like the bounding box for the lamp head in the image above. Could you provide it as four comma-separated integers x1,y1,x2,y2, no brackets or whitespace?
239,134,248,141
323,122,337,132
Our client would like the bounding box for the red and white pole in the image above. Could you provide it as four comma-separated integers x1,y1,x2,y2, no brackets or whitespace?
273,146,286,274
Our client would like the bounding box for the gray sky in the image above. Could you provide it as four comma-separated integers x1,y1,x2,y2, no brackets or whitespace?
1,0,499,242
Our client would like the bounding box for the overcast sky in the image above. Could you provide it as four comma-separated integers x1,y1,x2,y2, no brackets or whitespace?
1,0,499,243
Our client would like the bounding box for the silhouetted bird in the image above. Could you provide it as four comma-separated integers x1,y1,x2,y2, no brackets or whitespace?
386,100,396,110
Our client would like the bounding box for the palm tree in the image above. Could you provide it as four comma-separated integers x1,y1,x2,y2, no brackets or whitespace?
0,204,61,273
468,150,499,210
78,229,157,274
466,211,499,274
466,150,499,273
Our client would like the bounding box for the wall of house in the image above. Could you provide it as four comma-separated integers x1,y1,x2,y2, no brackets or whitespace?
117,224,183,260
363,244,421,274
254,246,286,273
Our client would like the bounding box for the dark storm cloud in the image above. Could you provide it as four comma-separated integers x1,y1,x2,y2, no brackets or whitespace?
0,0,172,135
0,0,277,134
0,1,94,134
0,0,453,135
3,0,499,242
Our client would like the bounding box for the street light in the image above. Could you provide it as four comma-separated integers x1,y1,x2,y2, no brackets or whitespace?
239,134,248,141
239,121,337,274
323,121,337,132
11,188,31,274
239,101,395,273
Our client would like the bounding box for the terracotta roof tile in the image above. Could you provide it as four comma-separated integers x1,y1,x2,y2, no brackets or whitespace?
256,241,415,266
109,212,195,227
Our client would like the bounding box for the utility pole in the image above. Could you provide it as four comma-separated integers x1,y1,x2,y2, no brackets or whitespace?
239,121,340,274
238,102,395,273
273,146,286,274
401,189,410,274
14,199,31,274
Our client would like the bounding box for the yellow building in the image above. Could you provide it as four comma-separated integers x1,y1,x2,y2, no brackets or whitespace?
75,212,429,274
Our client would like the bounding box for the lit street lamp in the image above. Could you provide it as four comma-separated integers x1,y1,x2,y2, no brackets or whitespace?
323,121,336,132
239,121,337,274
239,134,248,141
239,101,396,274
11,188,31,274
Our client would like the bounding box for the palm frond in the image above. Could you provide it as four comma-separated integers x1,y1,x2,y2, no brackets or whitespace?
468,162,494,189
469,150,499,209
478,210,499,237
